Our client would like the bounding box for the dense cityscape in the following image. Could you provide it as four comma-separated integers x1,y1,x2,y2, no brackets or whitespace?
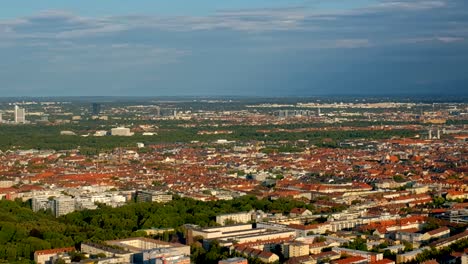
2,0,468,263
0,97,466,264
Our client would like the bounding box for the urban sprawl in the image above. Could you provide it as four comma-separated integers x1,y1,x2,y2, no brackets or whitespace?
0,98,466,264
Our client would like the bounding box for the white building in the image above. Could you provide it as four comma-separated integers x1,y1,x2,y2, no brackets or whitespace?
32,197,52,212
216,211,253,225
111,127,134,136
94,130,108,137
52,197,76,217
14,105,26,124
34,247,74,264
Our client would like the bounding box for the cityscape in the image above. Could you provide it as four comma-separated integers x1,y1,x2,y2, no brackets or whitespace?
0,97,466,264
1,1,468,264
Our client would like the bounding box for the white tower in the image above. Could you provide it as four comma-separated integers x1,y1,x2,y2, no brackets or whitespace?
14,105,26,124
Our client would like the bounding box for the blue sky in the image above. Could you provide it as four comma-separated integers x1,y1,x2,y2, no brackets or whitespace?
0,0,467,96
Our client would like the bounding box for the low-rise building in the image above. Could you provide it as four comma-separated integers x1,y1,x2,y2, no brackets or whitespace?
136,191,172,203
332,247,383,263
34,247,74,264
81,237,190,264
216,211,252,225
111,127,134,136
219,257,248,264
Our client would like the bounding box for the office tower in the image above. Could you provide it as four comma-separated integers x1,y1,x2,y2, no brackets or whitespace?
14,105,26,124
92,103,101,115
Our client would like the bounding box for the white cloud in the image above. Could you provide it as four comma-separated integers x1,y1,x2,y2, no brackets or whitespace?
375,0,446,11
437,36,464,43
400,36,464,43
334,39,371,48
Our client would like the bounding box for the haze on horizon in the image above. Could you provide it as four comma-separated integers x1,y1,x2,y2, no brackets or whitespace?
1,0,467,97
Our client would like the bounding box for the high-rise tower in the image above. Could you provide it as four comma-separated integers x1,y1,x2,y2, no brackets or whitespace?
92,103,101,115
14,105,26,124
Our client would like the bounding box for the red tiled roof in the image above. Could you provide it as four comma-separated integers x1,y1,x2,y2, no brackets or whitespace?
371,259,395,264
34,247,74,256
427,227,449,236
332,256,367,264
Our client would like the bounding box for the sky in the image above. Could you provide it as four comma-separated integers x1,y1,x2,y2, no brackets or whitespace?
0,0,467,97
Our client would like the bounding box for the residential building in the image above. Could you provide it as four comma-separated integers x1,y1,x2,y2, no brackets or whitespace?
283,241,310,258
52,197,75,217
216,211,252,225
32,196,51,212
34,247,74,264
219,257,248,264
396,248,424,264
136,191,172,203
332,247,383,263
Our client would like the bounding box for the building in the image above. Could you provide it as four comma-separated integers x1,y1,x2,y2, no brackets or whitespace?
283,242,310,258
92,103,101,115
0,180,14,188
290,208,313,217
331,256,367,264
94,130,108,136
81,242,133,263
14,105,26,124
111,127,134,136
32,196,52,212
219,257,248,264
185,224,295,246
216,211,252,225
81,237,190,264
332,247,383,263
233,246,280,263
429,230,468,250
136,191,172,203
34,247,74,264
308,242,329,254
396,248,424,264
52,197,76,217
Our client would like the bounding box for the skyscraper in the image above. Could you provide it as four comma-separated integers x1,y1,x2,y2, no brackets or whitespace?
92,103,101,115
14,105,26,124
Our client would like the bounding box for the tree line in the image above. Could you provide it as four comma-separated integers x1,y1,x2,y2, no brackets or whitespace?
0,195,312,263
